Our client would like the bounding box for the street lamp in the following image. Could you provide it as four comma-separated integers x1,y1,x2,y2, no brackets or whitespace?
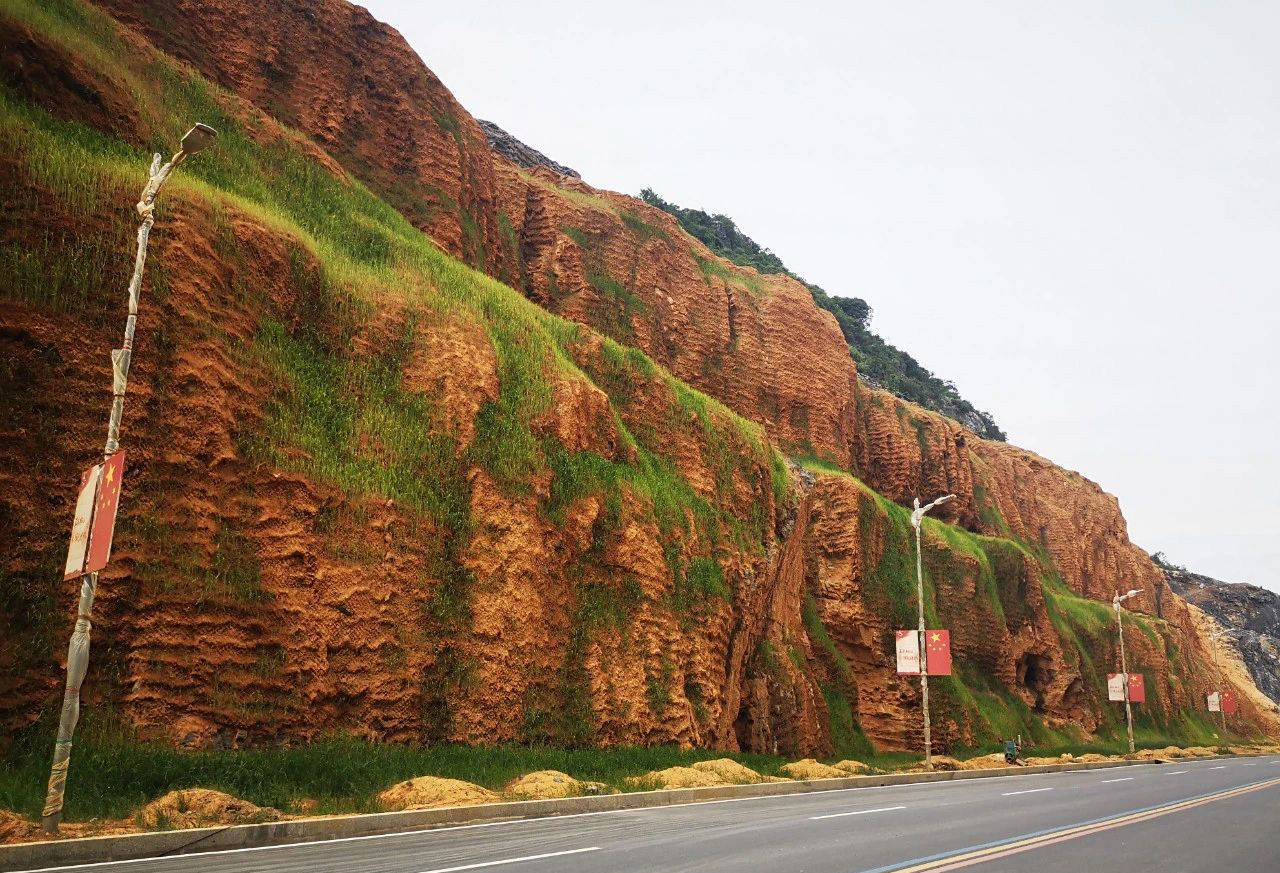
1112,588,1142,755
41,124,217,835
910,493,955,770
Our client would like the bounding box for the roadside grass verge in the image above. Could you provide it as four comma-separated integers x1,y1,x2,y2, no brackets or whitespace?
0,724,798,821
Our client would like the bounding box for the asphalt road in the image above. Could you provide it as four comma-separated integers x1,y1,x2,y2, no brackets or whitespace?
19,756,1280,873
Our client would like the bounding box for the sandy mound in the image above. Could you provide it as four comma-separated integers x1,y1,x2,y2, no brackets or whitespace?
1182,746,1219,757
1133,746,1184,762
780,759,848,780
691,759,765,784
378,776,499,811
627,766,730,789
504,770,580,799
1075,753,1115,763
0,810,41,843
831,759,870,775
503,770,613,800
138,789,281,830
958,754,1009,770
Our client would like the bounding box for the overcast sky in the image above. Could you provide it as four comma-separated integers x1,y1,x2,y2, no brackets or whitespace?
362,1,1279,592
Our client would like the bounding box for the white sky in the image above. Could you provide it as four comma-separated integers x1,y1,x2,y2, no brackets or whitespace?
361,0,1280,592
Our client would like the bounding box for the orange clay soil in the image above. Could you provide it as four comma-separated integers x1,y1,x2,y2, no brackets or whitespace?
1,0,1276,761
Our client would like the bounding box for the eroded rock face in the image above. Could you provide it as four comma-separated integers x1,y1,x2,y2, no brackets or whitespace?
2,0,1274,755
86,1,1170,624
94,0,509,276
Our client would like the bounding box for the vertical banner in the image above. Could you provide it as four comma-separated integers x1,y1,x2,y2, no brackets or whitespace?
895,630,921,675
63,464,103,580
1207,691,1221,713
1107,673,1127,702
1128,673,1146,704
84,451,125,574
1221,691,1237,714
925,630,952,676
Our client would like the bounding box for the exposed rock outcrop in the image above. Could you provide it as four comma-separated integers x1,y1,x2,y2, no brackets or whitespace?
478,119,579,178
1165,567,1280,706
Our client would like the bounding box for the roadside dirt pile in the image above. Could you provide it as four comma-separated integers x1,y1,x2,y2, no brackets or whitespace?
377,777,499,811
779,759,848,780
138,789,280,829
0,811,40,843
504,770,612,799
690,759,769,784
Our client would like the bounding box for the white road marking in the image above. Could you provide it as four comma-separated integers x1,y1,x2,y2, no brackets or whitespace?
1244,762,1260,766
1100,777,1134,784
417,847,600,873
1209,766,1227,770
1002,787,1054,796
811,805,906,820
1165,770,1188,775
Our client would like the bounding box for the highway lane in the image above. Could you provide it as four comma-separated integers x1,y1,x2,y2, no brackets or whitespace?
17,756,1280,873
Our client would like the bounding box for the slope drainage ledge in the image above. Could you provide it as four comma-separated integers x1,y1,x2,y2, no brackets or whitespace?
0,756,1208,871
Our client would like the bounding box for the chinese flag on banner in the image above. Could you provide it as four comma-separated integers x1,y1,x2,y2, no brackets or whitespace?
84,451,125,574
1127,673,1145,704
1222,691,1237,714
925,630,952,676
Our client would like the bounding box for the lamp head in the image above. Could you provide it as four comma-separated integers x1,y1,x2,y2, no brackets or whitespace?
180,123,218,156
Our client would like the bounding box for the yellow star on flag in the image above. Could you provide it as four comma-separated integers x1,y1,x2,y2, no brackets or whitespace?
930,633,941,642
104,465,114,484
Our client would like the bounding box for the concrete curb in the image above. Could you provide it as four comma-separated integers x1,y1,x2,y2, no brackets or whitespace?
0,755,1230,871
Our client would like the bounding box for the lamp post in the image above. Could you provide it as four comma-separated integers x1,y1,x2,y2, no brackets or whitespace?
1112,588,1142,755
1208,625,1228,735
42,124,217,835
910,493,955,770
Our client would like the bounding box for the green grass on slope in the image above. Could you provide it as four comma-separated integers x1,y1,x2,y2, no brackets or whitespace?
0,717,791,820
0,0,1249,790
0,0,783,546
798,465,1244,755
0,0,794,751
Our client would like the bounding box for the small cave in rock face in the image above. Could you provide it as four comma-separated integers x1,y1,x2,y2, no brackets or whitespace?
1017,653,1054,713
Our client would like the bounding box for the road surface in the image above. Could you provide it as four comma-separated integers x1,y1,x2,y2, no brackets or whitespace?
17,756,1280,873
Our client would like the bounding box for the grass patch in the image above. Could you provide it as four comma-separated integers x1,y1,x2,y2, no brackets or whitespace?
695,254,766,296
0,720,796,821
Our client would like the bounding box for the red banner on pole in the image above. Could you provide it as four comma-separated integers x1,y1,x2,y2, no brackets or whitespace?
1127,673,1145,704
84,451,124,574
925,630,952,676
1221,690,1237,714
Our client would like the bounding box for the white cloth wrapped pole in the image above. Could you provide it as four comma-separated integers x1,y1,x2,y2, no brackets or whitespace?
42,147,186,834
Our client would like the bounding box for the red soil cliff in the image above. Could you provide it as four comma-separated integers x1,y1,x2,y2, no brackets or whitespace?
0,0,1273,755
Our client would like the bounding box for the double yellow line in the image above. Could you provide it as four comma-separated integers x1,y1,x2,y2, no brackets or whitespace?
882,776,1280,872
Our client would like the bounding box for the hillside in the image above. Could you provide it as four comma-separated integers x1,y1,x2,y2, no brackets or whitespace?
638,188,1006,441
0,0,1274,774
1159,556,1280,708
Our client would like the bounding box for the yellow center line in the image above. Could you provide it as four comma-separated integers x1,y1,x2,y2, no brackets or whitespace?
883,777,1280,873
